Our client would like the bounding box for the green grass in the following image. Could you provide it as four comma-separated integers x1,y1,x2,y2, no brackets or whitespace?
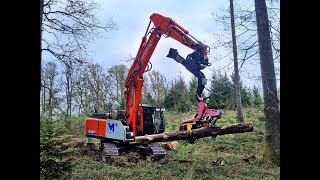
65,108,279,180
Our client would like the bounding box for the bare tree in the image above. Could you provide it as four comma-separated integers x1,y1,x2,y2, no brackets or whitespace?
73,66,88,115
142,75,153,105
211,0,279,82
40,0,44,93
107,65,128,109
148,70,169,105
267,5,280,77
40,0,118,117
41,61,60,119
60,61,79,116
254,0,280,165
41,0,117,64
72,64,99,116
212,1,259,73
84,63,111,113
230,0,244,122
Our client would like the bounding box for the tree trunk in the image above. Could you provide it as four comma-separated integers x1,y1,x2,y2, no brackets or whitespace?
66,76,71,116
40,0,44,94
230,0,244,122
65,61,73,117
48,87,53,119
254,0,280,166
129,122,253,145
42,83,45,113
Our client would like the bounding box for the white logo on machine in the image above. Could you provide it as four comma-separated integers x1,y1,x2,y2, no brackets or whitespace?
87,129,96,135
108,123,115,132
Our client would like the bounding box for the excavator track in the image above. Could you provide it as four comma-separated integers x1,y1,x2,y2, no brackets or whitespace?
101,142,127,162
134,143,166,160
147,143,166,160
100,141,166,162
102,142,121,156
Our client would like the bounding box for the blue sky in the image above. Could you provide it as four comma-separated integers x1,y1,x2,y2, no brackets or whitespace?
88,0,235,84
44,0,280,91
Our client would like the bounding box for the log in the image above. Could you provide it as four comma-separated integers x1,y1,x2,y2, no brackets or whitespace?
129,122,253,145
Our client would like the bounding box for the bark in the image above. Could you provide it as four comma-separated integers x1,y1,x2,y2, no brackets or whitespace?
64,61,73,116
40,0,44,94
254,0,280,165
230,0,244,122
129,122,253,145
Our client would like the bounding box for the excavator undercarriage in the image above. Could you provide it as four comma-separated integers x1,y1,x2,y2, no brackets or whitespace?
100,142,166,162
85,104,167,161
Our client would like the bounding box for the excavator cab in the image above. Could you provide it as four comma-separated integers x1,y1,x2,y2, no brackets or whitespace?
137,104,165,136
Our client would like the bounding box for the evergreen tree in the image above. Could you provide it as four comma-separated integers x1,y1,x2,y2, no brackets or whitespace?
188,76,198,103
144,92,155,105
252,85,263,108
207,71,234,109
241,86,252,108
40,118,73,179
164,74,192,112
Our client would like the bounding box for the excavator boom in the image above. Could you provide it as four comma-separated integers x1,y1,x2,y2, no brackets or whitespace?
125,13,210,136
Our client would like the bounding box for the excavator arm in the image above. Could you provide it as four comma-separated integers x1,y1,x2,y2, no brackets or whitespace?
150,13,210,64
125,13,210,136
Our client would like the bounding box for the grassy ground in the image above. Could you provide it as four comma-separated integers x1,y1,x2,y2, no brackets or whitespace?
65,108,279,180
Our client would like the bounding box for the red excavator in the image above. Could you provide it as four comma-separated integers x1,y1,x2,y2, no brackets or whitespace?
84,13,221,161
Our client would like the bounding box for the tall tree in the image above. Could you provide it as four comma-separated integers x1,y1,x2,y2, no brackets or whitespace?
188,76,198,103
142,75,153,105
85,63,111,113
252,85,263,108
164,74,192,112
60,61,76,116
107,64,128,109
148,70,169,105
230,73,252,108
207,71,234,110
40,0,44,93
71,65,94,115
230,0,244,122
254,0,280,165
240,86,252,108
72,66,86,115
41,61,60,119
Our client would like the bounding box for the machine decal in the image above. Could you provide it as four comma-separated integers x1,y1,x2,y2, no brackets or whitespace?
87,129,96,135
108,123,115,132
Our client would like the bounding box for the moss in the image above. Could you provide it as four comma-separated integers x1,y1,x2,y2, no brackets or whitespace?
263,132,280,166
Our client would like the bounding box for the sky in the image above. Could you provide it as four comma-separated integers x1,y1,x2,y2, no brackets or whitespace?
87,0,239,85
44,0,280,91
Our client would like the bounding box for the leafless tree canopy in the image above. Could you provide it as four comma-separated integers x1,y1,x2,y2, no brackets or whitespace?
41,0,117,64
211,0,279,81
40,0,118,116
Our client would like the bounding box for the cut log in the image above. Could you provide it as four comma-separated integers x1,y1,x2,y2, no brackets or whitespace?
129,122,253,145
161,141,179,151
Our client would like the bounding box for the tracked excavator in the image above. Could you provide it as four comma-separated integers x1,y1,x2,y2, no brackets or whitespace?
84,13,221,161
